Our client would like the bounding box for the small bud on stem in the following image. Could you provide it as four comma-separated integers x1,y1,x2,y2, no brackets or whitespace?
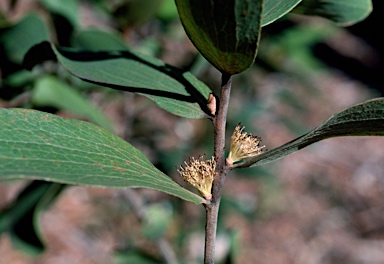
207,93,217,116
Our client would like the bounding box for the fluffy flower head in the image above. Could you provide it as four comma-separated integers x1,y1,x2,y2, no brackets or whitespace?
227,123,266,165
178,156,216,200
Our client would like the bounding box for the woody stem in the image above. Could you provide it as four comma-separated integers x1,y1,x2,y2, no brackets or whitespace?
204,73,232,264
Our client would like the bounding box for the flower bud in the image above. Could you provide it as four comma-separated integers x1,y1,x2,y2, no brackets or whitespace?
207,93,216,116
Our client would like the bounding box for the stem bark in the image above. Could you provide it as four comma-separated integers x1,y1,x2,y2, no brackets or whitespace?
204,73,232,264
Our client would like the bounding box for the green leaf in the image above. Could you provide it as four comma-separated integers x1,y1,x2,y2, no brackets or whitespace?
157,0,179,21
0,13,49,63
71,29,128,51
292,0,372,26
32,75,114,131
175,0,264,75
72,28,161,63
233,98,384,168
39,0,79,27
3,70,34,87
0,109,204,204
31,182,64,252
262,0,302,26
0,182,63,255
23,42,212,119
141,203,172,240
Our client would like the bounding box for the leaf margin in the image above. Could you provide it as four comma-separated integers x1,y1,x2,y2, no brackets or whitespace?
0,108,205,204
231,97,384,169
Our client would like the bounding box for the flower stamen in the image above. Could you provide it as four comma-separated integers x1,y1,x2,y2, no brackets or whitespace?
178,156,216,200
226,123,266,165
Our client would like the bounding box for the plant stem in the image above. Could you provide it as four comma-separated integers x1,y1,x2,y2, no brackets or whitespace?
204,73,232,264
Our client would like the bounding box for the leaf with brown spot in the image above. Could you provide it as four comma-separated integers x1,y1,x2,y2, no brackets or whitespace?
0,109,204,204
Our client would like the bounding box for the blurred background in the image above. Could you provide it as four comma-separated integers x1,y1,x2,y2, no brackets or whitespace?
0,0,384,263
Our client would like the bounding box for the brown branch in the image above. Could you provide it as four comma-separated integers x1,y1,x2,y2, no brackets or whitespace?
204,73,232,264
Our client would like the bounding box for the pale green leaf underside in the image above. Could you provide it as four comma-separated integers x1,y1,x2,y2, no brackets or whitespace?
262,0,302,26
0,109,204,204
234,98,384,168
32,75,114,131
262,0,372,27
293,0,373,26
51,45,211,119
71,29,128,51
40,0,79,27
1,13,49,63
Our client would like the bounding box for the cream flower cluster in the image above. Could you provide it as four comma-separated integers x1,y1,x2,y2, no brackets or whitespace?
178,156,216,200
226,123,265,165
